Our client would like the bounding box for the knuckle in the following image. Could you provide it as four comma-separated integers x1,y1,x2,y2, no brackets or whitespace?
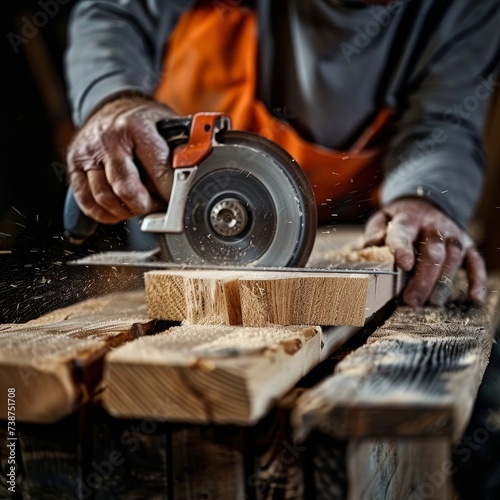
447,241,465,262
113,180,137,201
427,242,446,261
93,190,115,207
113,115,130,133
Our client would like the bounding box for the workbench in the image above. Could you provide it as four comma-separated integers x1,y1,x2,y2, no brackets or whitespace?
0,228,498,499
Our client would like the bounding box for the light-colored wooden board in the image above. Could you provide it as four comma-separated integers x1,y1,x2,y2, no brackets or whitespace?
144,259,399,328
292,273,500,443
0,290,165,423
144,269,242,324
103,323,322,424
239,263,396,327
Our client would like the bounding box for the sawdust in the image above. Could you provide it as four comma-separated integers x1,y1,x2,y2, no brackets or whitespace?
307,236,394,268
108,324,320,361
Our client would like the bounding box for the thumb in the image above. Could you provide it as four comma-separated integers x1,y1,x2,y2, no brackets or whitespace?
364,210,389,246
134,122,173,201
385,213,420,272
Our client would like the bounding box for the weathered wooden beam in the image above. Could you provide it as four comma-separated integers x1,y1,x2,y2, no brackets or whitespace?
346,438,451,500
293,274,500,442
171,424,246,500
0,290,170,423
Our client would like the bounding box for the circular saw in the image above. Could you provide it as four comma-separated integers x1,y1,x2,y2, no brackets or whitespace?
63,112,317,268
140,112,317,267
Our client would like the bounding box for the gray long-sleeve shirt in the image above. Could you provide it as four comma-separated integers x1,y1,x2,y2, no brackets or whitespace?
64,0,500,228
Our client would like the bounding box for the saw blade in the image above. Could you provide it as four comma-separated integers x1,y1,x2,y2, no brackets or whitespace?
159,130,317,268
67,250,397,275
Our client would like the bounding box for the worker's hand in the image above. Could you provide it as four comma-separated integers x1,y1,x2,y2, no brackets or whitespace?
364,198,487,307
66,95,176,224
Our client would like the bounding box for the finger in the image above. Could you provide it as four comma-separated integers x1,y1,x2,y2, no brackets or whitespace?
87,170,134,221
134,123,173,200
428,239,464,306
464,246,488,304
69,170,118,224
364,210,389,246
104,154,155,215
385,213,420,271
403,229,446,307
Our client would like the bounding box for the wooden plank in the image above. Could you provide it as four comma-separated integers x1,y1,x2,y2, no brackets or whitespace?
103,324,322,424
239,264,396,327
15,412,85,499
144,269,243,324
346,438,451,500
171,424,246,500
0,403,171,499
88,405,169,499
293,274,500,442
144,260,399,328
250,390,307,500
0,290,170,423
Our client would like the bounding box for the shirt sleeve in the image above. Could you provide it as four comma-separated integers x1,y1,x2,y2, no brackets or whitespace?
380,0,500,229
64,0,195,126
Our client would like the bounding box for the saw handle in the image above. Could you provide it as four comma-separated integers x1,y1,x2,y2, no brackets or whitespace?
63,117,196,245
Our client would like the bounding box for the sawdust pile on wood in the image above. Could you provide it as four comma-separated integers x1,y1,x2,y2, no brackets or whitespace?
308,235,394,268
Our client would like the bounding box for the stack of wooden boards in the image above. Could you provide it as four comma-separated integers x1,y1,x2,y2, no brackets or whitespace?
102,260,399,424
0,241,400,425
2,229,499,499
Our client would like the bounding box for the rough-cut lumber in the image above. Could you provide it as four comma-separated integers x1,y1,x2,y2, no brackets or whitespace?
0,290,168,423
144,269,242,324
144,261,399,327
239,264,396,327
103,324,322,424
293,274,500,442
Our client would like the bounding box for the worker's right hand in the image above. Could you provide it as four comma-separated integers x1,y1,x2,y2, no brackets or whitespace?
66,95,177,224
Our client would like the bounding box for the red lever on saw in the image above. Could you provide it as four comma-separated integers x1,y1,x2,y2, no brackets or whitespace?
172,113,230,168
141,112,231,234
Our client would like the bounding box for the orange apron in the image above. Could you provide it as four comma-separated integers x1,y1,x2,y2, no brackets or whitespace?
154,1,393,223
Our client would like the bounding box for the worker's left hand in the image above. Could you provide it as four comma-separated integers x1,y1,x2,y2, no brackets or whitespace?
363,198,487,307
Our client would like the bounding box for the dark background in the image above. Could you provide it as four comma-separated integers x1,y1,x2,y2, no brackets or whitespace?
1,1,74,252
1,1,146,324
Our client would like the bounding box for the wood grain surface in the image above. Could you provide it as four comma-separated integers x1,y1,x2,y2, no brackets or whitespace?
0,290,169,423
